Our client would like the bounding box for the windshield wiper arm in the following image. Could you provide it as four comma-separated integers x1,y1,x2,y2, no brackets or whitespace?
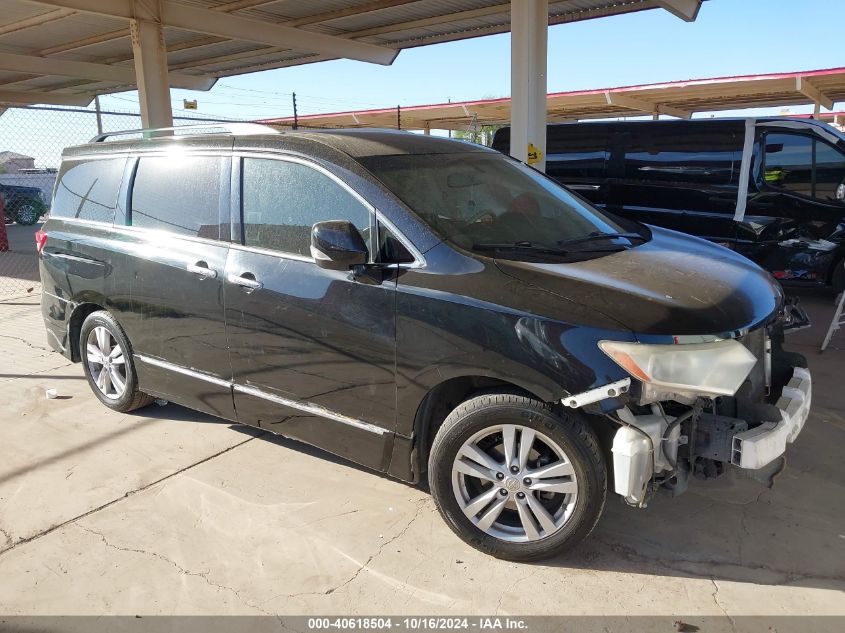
472,240,631,255
557,232,647,247
472,241,570,255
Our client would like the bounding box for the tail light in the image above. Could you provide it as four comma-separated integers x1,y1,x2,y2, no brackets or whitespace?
35,229,47,254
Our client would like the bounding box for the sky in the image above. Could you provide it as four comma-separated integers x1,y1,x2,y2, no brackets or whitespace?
99,0,845,121
1,0,843,169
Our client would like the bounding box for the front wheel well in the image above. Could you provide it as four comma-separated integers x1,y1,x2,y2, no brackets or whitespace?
413,376,540,479
67,302,105,362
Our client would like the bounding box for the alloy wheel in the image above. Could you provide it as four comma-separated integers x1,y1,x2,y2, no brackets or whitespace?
15,203,37,225
85,326,127,400
451,424,578,542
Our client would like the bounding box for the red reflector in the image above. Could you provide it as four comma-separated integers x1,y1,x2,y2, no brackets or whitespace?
35,229,47,254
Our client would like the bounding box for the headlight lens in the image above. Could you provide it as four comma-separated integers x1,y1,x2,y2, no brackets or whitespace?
599,339,758,397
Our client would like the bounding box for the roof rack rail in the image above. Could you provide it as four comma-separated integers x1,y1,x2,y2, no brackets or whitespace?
90,122,280,143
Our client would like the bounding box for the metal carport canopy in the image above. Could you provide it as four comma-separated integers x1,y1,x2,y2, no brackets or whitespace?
0,0,703,167
262,66,845,130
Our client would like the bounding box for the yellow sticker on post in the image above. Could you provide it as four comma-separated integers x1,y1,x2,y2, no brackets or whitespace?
527,142,543,165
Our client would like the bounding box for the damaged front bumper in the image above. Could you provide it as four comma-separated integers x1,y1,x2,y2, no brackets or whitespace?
607,358,812,506
730,366,811,469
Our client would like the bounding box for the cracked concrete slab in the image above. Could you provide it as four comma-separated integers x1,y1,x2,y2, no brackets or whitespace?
1,425,842,616
0,289,842,617
0,295,72,379
0,361,263,550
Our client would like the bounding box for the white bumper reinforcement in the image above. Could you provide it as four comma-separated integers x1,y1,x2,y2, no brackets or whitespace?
730,367,812,470
562,378,631,408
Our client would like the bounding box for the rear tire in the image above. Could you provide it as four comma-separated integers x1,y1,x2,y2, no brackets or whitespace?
428,393,606,561
79,311,153,413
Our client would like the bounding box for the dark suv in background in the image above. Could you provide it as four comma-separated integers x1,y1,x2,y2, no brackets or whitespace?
38,125,811,561
0,183,47,225
493,118,845,291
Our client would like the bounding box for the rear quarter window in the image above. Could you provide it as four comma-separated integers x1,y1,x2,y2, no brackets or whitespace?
50,157,126,223
622,125,741,185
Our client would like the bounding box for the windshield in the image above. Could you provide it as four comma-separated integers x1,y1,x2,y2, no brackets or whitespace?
360,151,645,261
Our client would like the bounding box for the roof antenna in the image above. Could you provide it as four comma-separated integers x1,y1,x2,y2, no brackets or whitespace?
397,104,401,130
292,92,298,130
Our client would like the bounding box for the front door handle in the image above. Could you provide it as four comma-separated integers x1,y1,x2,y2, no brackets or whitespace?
187,261,218,278
227,272,263,290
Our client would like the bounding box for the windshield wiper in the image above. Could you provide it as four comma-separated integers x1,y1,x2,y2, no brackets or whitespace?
557,232,648,247
472,241,570,255
472,239,633,255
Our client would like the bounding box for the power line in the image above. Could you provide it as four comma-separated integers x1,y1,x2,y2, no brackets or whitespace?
214,82,387,108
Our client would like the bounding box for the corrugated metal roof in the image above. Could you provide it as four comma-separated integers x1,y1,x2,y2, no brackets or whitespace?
261,66,845,129
0,0,679,105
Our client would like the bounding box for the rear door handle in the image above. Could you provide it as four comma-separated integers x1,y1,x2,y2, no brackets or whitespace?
187,261,218,278
227,273,263,290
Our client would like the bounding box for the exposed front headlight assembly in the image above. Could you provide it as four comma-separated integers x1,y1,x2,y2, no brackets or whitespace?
598,339,758,399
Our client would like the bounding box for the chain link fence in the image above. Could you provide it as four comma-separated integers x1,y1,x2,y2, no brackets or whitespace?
0,105,247,300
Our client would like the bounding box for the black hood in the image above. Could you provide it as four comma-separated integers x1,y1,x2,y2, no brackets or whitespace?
495,226,783,336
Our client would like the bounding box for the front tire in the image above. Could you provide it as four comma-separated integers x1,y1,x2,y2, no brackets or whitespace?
79,311,153,413
428,393,606,561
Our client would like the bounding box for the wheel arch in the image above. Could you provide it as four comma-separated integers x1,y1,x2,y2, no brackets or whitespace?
406,375,548,483
66,301,106,362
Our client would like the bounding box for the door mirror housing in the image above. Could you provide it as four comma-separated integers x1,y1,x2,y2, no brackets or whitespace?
310,220,369,270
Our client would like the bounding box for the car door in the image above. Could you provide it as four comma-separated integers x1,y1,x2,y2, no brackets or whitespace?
224,154,397,471
745,129,845,282
751,129,845,232
116,151,236,419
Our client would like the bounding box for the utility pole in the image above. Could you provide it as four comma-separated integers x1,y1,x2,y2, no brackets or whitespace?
292,92,298,130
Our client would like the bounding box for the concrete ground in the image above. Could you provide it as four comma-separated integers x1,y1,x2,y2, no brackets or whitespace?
3,222,41,253
0,223,41,300
0,287,843,618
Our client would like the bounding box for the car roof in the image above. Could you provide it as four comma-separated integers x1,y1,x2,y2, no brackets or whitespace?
62,127,497,160
277,128,496,157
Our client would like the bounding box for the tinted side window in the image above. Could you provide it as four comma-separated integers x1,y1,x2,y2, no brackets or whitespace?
376,224,414,264
545,126,608,182
242,158,370,257
131,155,223,239
50,158,125,222
624,126,739,185
764,133,813,197
814,140,845,203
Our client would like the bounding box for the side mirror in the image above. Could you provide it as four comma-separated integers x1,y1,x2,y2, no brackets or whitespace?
310,220,368,270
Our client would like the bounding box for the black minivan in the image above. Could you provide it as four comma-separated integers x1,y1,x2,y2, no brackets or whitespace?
493,118,845,290
39,125,811,561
